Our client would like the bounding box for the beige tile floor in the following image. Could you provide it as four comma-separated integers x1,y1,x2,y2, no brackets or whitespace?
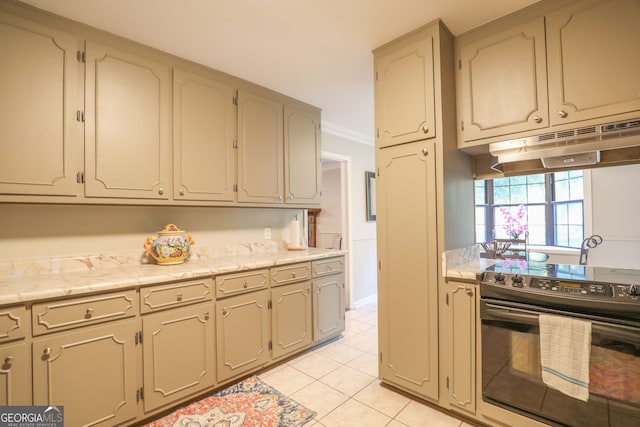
259,303,477,427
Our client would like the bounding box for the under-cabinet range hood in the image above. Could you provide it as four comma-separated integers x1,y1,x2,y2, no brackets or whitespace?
489,118,640,176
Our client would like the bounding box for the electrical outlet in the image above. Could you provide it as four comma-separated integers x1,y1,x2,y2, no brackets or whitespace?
264,227,271,239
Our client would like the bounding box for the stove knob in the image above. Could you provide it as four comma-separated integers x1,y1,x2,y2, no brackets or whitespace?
511,274,524,288
629,284,640,297
495,273,505,284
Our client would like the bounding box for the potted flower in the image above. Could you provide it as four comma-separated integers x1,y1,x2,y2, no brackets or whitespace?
500,205,528,240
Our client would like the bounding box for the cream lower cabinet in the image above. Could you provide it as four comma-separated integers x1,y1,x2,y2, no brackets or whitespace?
32,319,138,427
376,140,439,401
440,281,477,416
216,289,271,383
271,281,313,360
142,302,216,412
0,10,82,197
0,305,30,405
311,258,346,344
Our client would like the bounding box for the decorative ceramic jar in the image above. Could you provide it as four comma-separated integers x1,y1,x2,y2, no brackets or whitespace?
144,224,194,265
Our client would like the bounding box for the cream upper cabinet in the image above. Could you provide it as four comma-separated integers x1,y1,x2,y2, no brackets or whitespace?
0,11,83,197
441,281,477,415
84,40,171,200
284,105,322,205
173,69,236,202
376,140,439,401
237,90,284,204
457,17,548,143
546,0,640,126
374,27,436,148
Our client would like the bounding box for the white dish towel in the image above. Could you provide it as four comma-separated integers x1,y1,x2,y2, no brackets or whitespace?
539,314,592,401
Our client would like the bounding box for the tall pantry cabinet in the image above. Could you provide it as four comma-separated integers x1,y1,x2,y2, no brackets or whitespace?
373,20,475,402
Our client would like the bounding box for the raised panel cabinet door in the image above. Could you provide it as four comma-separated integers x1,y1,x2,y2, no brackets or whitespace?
173,69,236,202
32,319,138,427
0,12,82,197
446,283,476,414
458,17,548,143
284,105,322,205
142,302,215,412
271,281,313,360
546,0,640,126
85,41,171,199
374,28,436,148
376,140,439,400
312,274,345,344
0,342,30,405
216,290,270,383
237,90,284,204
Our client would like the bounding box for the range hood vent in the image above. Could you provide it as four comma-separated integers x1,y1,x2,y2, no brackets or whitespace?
489,118,640,175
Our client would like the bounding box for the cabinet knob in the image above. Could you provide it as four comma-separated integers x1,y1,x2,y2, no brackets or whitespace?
533,116,543,123
204,312,210,320
291,272,297,278
179,189,185,196
85,308,94,318
43,347,52,357
222,308,229,316
466,288,474,297
158,188,164,195
421,125,429,134
422,148,429,156
277,195,282,201
558,110,568,119
4,356,14,365
242,281,248,288
176,293,183,301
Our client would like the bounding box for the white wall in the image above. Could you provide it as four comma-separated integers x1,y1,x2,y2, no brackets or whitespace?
321,131,376,307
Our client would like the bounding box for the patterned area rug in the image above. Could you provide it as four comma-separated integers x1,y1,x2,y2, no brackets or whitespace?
145,376,316,427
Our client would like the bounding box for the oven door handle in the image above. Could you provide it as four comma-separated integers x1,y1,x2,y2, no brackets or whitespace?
482,301,640,343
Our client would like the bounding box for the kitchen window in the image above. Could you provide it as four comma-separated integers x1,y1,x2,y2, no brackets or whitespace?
475,171,584,248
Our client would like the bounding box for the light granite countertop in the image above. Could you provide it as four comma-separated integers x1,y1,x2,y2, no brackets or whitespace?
0,245,345,307
442,245,497,283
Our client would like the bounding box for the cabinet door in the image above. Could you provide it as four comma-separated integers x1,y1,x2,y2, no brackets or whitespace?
237,90,284,204
142,302,215,412
546,0,640,126
312,273,345,344
0,12,82,197
458,17,548,143
0,342,30,405
376,140,439,400
271,281,313,360
374,28,435,148
85,41,171,199
33,320,138,427
216,290,270,382
173,69,236,202
284,105,322,205
443,283,476,415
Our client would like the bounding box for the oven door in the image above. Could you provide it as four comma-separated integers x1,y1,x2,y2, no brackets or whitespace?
481,299,640,427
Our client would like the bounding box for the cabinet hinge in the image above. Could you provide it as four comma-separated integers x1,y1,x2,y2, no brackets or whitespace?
376,128,379,138
136,387,144,402
76,110,85,122
376,168,379,177
460,120,465,131
233,184,238,192
446,376,450,390
458,59,461,70
268,341,272,351
76,50,86,63
446,293,449,306
233,93,238,106
76,171,85,184
375,71,378,81
268,300,272,310
233,140,238,149
135,331,143,345
378,260,381,271
379,352,382,363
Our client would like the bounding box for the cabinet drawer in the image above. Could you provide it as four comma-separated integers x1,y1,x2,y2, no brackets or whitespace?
271,262,311,287
215,269,269,298
32,290,137,336
0,306,27,343
141,278,213,313
312,257,344,277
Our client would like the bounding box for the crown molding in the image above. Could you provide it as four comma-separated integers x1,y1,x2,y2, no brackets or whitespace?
321,120,374,146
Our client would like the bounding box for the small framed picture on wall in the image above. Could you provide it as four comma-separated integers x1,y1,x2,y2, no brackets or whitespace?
365,171,376,221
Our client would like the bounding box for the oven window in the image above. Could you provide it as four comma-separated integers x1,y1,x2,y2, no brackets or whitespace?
481,305,640,427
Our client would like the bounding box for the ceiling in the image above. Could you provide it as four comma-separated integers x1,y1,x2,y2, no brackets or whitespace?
19,0,539,145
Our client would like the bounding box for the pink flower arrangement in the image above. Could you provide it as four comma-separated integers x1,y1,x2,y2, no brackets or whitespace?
500,205,528,239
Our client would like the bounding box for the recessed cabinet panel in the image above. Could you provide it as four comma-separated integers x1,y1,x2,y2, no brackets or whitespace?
85,41,171,199
312,274,345,344
271,281,313,359
0,13,82,196
0,306,26,343
142,302,215,412
458,18,548,142
546,0,640,125
375,29,436,148
173,69,236,202
0,342,30,405
32,320,138,427
284,106,322,204
237,90,284,204
377,141,439,400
